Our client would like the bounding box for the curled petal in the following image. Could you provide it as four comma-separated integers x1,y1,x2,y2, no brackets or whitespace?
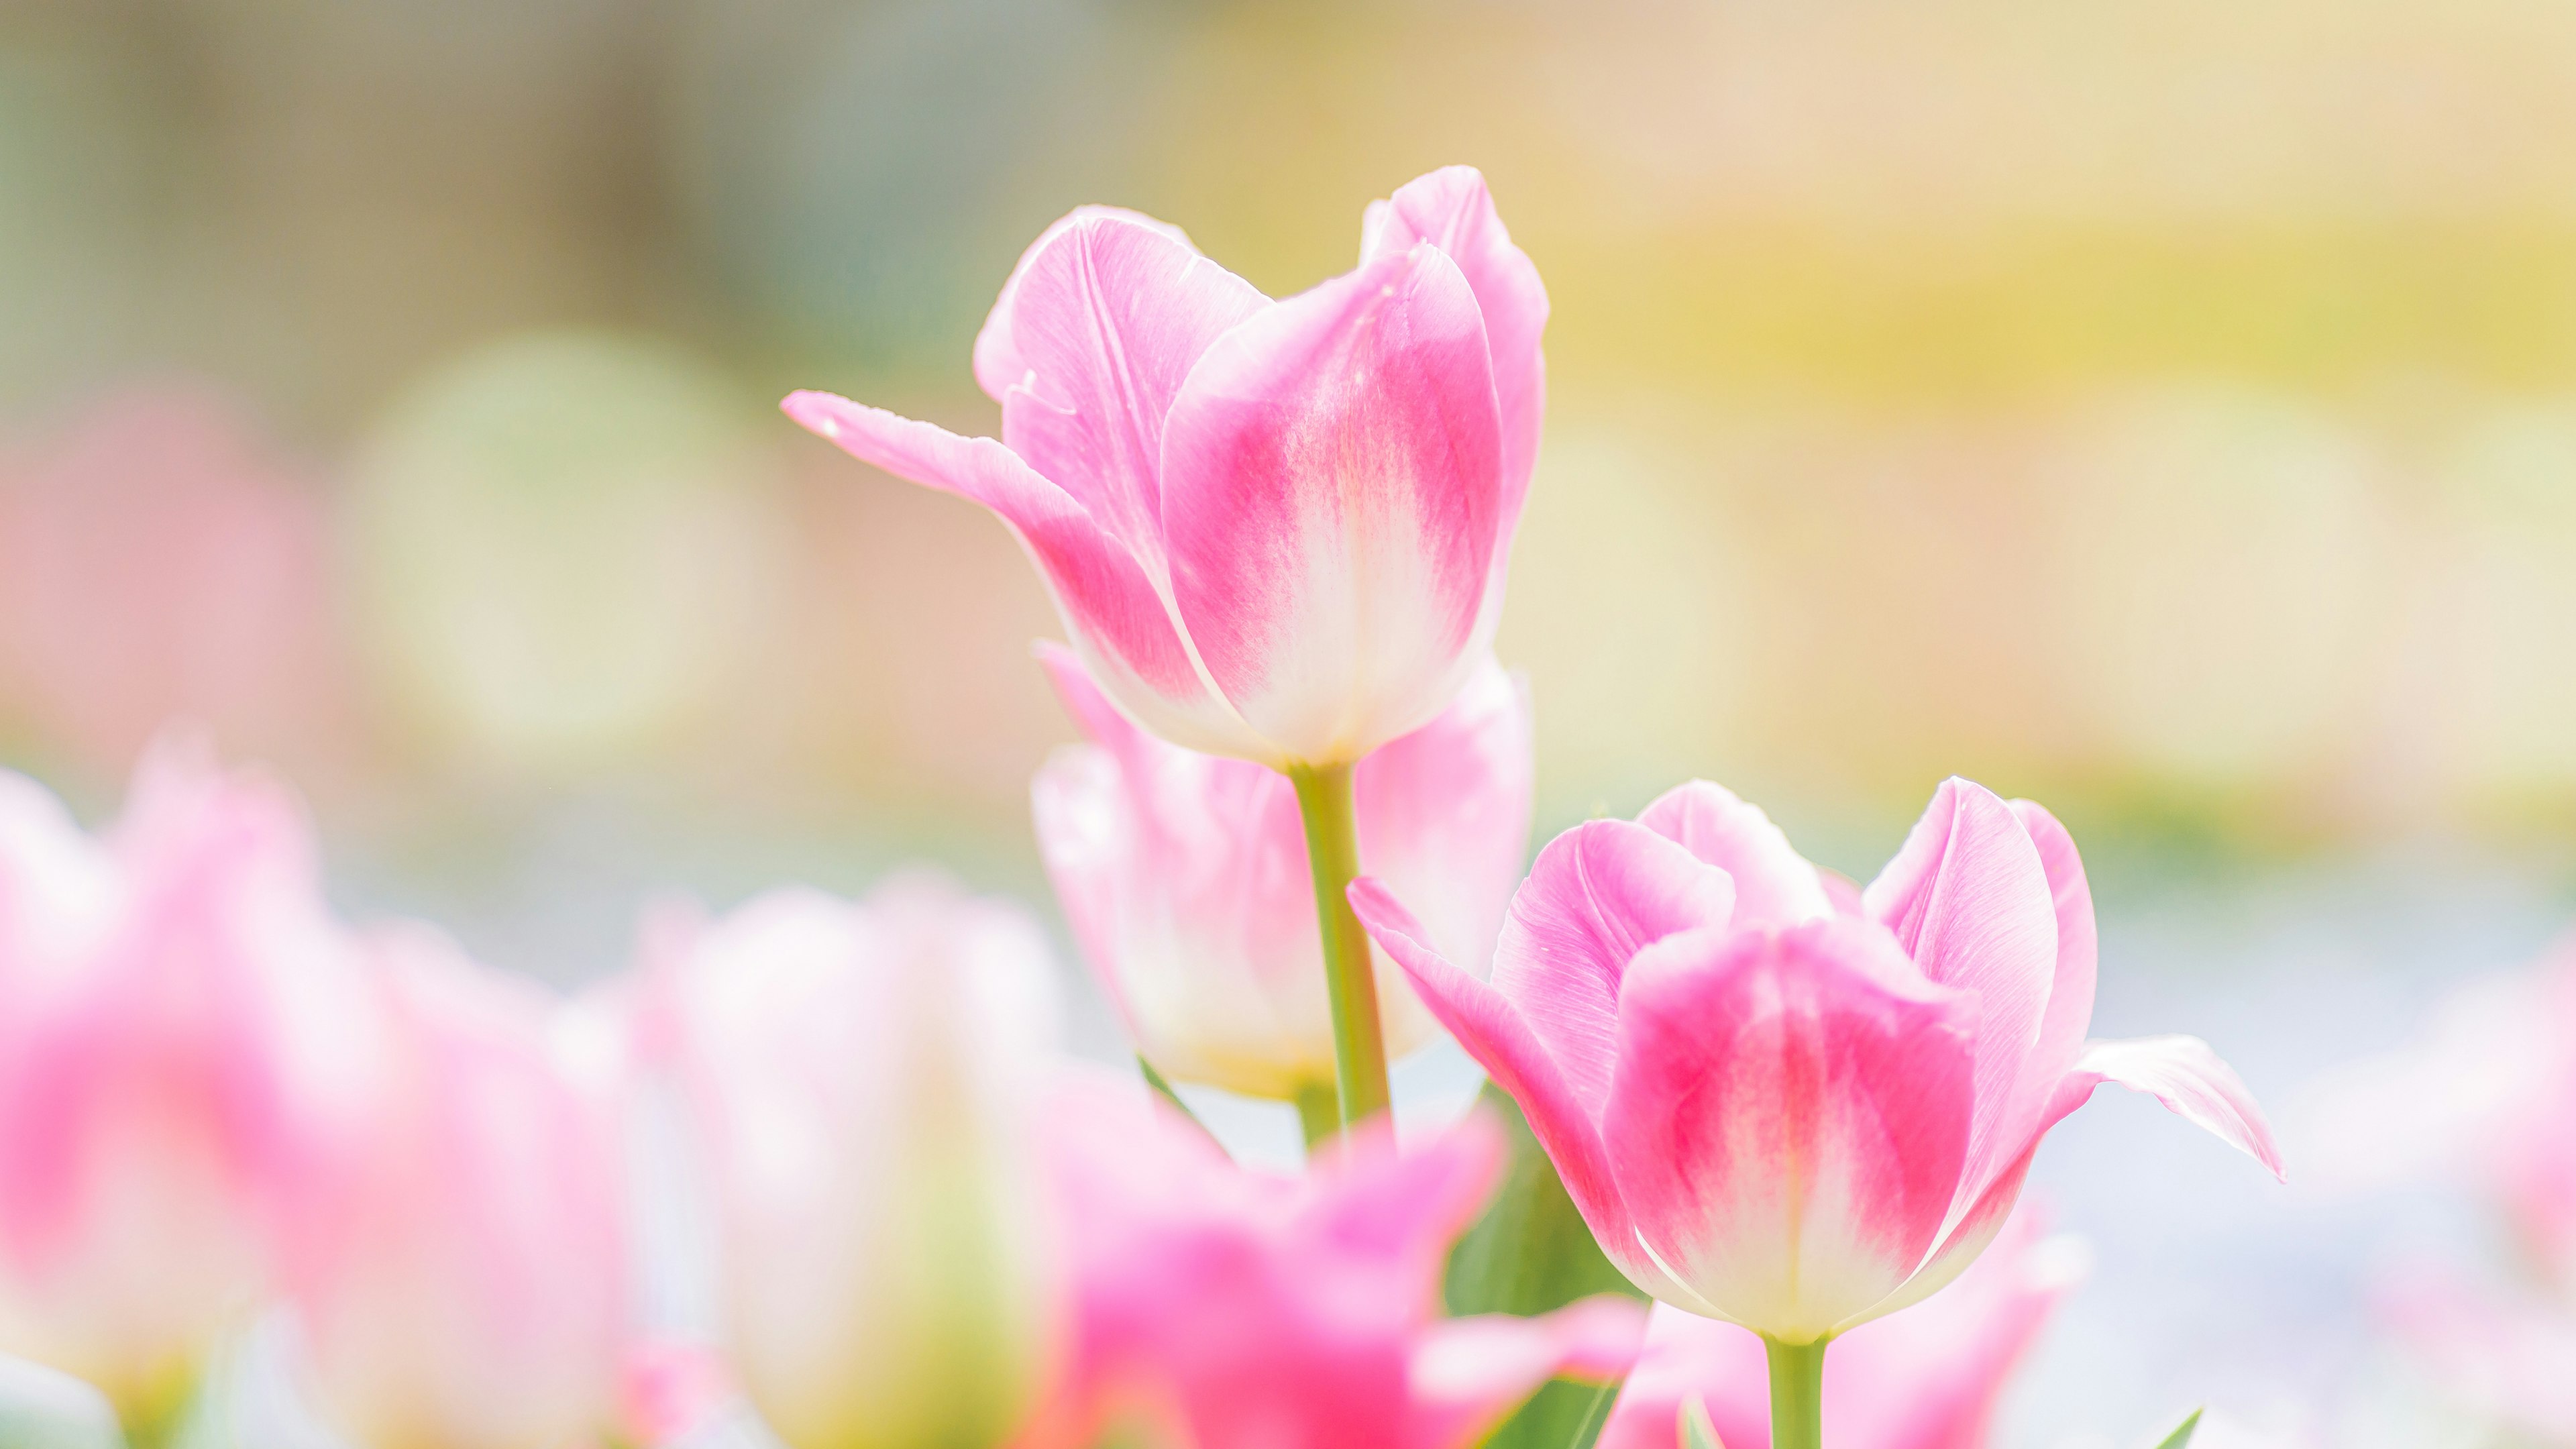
782,391,1266,759
2008,799,2099,1114
974,206,1200,402
2051,1034,2286,1179
1160,245,1504,764
1635,781,1831,928
1603,920,1976,1341
1862,779,2060,1217
1489,821,1735,1126
1360,166,1548,535
989,213,1269,571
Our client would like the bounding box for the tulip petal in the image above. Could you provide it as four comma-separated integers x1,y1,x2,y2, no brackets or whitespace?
973,206,1198,402
990,213,1271,574
2053,1035,2286,1179
1635,781,1832,928
1862,779,2060,1216
783,391,1267,758
2008,799,2099,1118
1160,245,1505,764
1490,821,1736,1126
1347,879,1642,1282
1603,920,1976,1342
1406,1297,1644,1449
1360,166,1548,533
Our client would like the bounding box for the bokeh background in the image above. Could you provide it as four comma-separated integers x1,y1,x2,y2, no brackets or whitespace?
5,0,2575,1443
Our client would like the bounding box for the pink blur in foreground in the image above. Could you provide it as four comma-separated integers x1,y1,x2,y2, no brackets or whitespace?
1352,775,2284,1342
1598,1208,2086,1449
785,166,1544,769
1032,646,1531,1098
0,745,375,1426
1019,1077,1641,1449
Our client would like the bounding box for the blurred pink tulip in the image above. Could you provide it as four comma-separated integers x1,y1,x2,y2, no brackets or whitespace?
1032,646,1531,1098
1018,1079,1640,1449
284,927,627,1449
1352,776,2283,1342
785,166,1544,769
0,746,376,1431
0,386,348,775
648,877,1061,1449
1598,1209,2085,1449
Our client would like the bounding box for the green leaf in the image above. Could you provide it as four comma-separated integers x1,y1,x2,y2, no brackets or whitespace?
1680,1395,1724,1449
2153,1409,2204,1449
1447,1083,1649,1449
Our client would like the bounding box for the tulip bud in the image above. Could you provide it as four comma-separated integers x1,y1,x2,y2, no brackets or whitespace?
0,749,375,1436
286,928,626,1449
651,877,1060,1449
1033,647,1529,1099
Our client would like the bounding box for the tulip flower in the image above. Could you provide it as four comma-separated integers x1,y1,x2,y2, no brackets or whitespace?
647,877,1061,1449
783,166,1540,773
1032,645,1530,1116
1351,777,2281,1445
1598,1208,2085,1449
1018,1075,1642,1449
0,747,377,1442
284,927,627,1449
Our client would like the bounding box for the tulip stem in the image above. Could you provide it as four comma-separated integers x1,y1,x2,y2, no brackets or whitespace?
1294,1081,1341,1150
1764,1337,1827,1449
1288,761,1392,1132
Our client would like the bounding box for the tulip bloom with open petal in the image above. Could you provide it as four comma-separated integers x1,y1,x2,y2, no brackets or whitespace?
1352,777,2283,1345
0,748,376,1435
1599,1209,2085,1449
1032,646,1530,1100
784,166,1544,769
1019,1077,1641,1449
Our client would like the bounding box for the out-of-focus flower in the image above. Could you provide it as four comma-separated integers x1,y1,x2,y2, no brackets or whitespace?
0,386,348,775
1597,1209,2086,1449
2379,1270,2576,1446
1352,776,2282,1343
1032,646,1529,1099
785,165,1545,770
2297,932,2576,1289
284,928,626,1449
0,746,378,1435
647,879,1060,1449
1019,1077,1640,1449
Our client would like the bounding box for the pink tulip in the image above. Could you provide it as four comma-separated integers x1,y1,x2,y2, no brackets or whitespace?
784,166,1544,769
1598,1208,2085,1449
1351,776,2282,1343
647,877,1061,1449
1018,1077,1642,1449
1032,646,1531,1098
284,926,627,1449
0,746,376,1430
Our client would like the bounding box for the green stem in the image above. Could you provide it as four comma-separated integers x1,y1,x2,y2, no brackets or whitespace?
1293,1081,1341,1150
1764,1337,1827,1449
1287,762,1391,1131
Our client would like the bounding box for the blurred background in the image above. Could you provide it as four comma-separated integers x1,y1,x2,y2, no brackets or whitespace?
4,0,2575,1442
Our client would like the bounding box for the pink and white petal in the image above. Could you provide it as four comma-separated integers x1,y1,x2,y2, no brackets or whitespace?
1347,878,1645,1281
1831,1140,2040,1334
973,205,1200,403
1595,1308,1770,1449
782,391,1271,759
991,215,1271,570
2051,1035,2286,1179
1603,920,1976,1342
1297,1113,1502,1284
1862,778,2060,1215
1159,246,1505,765
1488,821,1737,1126
2008,799,2098,1103
1406,1297,1646,1449
1354,656,1533,993
1360,166,1548,535
1635,782,1831,928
